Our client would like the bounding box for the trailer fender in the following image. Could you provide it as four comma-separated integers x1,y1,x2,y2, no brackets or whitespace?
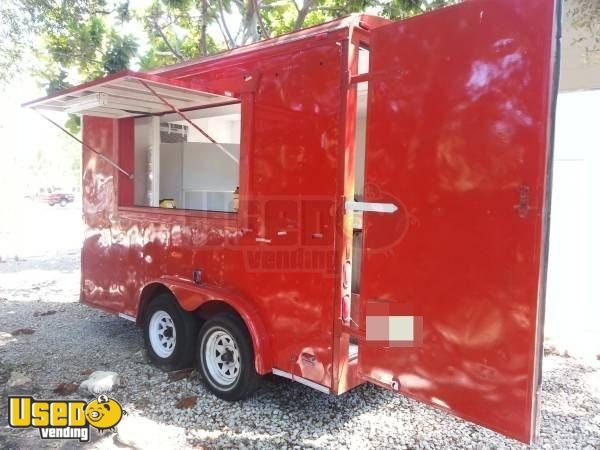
138,279,272,374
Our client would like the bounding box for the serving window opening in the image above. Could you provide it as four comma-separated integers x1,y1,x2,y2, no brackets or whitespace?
132,103,241,213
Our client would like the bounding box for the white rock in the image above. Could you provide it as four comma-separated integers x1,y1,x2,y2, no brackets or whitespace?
114,415,188,449
79,371,121,394
7,371,32,389
0,332,15,346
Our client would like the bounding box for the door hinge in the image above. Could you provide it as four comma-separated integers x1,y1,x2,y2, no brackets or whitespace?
514,185,531,218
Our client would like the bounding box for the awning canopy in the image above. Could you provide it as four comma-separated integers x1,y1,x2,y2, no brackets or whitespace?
22,70,236,118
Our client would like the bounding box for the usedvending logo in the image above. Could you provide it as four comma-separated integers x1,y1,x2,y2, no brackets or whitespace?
8,394,125,442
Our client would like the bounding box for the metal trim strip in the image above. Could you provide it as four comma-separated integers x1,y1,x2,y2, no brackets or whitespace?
118,313,136,322
271,368,330,394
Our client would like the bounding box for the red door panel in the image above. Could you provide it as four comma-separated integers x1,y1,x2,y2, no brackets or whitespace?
359,0,558,443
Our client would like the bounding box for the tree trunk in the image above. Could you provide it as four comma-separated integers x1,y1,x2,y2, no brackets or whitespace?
154,20,184,61
241,0,259,45
216,0,236,49
293,0,314,30
252,0,270,39
199,0,208,55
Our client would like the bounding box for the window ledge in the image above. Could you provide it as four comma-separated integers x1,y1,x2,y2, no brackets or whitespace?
118,205,238,222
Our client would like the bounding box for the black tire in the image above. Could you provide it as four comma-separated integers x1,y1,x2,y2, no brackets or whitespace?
197,313,261,401
143,294,199,370
59,198,68,207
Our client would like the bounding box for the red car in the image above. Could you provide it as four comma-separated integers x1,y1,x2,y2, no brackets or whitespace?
30,187,75,207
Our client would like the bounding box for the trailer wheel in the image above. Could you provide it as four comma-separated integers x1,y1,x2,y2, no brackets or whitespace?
197,314,260,400
143,294,198,370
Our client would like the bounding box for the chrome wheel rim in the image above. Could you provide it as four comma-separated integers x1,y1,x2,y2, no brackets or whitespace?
149,310,176,358
204,327,241,387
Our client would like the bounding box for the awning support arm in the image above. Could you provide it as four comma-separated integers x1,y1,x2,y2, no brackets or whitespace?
136,79,240,164
36,110,134,179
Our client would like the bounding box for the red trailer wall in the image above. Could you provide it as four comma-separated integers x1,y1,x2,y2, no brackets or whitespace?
81,36,347,388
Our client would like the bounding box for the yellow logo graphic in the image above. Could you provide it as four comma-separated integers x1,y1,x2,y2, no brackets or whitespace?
8,394,125,442
84,394,124,430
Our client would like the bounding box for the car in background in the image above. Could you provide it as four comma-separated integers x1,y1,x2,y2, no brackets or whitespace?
27,187,75,207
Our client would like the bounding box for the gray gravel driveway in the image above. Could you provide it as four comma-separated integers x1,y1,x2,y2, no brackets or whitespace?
0,252,599,449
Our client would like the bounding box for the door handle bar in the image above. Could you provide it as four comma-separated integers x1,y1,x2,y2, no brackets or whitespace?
345,200,398,214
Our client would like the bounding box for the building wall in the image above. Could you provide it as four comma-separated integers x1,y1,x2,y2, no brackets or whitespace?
546,90,600,356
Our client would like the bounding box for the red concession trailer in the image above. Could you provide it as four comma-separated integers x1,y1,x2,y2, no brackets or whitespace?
24,0,559,443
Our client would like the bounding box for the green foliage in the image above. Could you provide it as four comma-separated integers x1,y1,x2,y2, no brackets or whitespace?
116,1,132,23
302,0,371,28
1,0,140,90
568,0,600,56
65,114,82,135
45,70,72,95
103,33,139,74
380,0,453,19
0,1,33,84
1,0,463,93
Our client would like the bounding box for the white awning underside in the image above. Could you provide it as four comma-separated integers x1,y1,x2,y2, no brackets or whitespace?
23,71,235,118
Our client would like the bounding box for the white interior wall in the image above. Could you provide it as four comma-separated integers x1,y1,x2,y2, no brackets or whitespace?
355,86,368,199
157,142,239,212
134,117,152,205
134,116,160,206
184,116,240,144
159,143,184,206
182,143,240,211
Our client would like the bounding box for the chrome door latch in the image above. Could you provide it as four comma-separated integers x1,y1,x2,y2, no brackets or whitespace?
345,200,398,214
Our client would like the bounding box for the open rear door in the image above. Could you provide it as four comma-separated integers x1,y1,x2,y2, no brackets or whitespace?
356,0,559,443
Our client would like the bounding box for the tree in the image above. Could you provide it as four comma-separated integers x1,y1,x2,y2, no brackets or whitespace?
1,0,139,90
1,0,460,91
567,0,600,59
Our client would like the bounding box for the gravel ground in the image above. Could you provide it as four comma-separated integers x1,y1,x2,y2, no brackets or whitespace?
1,252,599,450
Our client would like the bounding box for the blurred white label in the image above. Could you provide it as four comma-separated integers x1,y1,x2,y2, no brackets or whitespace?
366,315,415,342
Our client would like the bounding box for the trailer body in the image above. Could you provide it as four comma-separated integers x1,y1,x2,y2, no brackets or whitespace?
25,0,559,443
